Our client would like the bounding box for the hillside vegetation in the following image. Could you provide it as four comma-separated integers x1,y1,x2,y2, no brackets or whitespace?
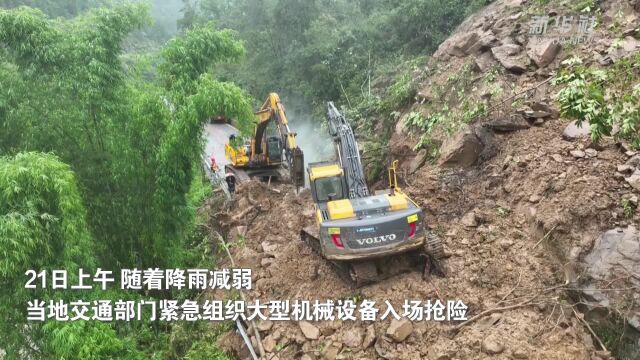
2,0,640,359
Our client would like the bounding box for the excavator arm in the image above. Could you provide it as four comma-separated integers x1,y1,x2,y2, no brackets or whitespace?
326,102,368,199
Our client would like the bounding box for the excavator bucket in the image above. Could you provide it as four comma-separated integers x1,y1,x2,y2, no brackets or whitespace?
290,147,305,188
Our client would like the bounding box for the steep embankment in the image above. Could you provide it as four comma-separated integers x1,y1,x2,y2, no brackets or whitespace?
209,0,640,359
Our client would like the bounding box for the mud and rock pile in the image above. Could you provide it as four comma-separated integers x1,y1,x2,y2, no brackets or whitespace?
211,180,601,359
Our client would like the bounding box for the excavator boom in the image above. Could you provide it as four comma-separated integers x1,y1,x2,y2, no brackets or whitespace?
326,102,368,199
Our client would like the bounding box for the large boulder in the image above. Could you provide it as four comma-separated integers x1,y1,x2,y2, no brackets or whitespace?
622,36,640,53
447,32,480,57
562,120,592,140
409,149,428,174
467,31,499,54
526,38,561,68
386,319,413,342
529,101,559,119
298,321,320,340
626,170,640,191
439,125,494,167
582,226,640,330
491,44,529,73
474,51,496,72
342,327,364,348
484,114,530,132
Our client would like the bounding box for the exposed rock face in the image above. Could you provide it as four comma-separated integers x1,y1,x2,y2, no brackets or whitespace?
582,226,640,330
409,149,428,174
467,31,499,54
585,226,639,281
562,120,592,140
526,38,561,68
491,44,529,72
386,319,413,342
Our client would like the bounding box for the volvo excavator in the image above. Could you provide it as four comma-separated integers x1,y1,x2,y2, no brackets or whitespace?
301,102,444,286
224,93,305,188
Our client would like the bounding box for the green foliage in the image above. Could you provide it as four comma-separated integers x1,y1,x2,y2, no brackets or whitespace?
184,340,230,360
0,0,105,18
555,56,640,146
42,321,144,360
159,22,245,98
554,57,610,141
384,71,417,111
621,199,635,219
497,206,512,217
0,4,253,358
0,153,148,359
461,101,487,123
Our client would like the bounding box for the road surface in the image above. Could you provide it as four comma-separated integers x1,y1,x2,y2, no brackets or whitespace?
203,122,238,169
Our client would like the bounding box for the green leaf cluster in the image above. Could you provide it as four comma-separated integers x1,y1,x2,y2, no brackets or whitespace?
0,3,249,358
554,56,640,146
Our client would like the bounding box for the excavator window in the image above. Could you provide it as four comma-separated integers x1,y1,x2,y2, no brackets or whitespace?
315,176,344,202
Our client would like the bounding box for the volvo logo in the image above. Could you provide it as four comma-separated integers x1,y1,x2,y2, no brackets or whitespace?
355,233,397,245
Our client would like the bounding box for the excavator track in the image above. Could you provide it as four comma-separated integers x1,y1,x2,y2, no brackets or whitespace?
300,227,356,285
425,231,445,260
224,164,288,184
423,231,446,277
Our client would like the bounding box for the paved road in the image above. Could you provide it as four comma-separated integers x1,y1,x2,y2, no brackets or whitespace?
203,122,238,168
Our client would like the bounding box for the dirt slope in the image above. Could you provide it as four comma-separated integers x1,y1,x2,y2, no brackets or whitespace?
212,117,630,360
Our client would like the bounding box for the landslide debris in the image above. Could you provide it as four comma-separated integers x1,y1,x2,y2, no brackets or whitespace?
209,0,640,358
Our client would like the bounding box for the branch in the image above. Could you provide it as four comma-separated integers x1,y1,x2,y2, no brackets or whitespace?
572,307,608,352
451,282,568,335
215,233,266,359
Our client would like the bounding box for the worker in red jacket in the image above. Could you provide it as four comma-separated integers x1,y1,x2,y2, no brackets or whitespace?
209,154,219,172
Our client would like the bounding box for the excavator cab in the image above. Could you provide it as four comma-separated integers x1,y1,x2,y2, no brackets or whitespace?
266,136,282,163
308,162,347,203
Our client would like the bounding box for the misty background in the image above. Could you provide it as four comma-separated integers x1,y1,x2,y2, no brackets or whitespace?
0,0,338,177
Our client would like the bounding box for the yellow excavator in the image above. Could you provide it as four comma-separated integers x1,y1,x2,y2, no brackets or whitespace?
301,102,444,286
224,93,305,187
